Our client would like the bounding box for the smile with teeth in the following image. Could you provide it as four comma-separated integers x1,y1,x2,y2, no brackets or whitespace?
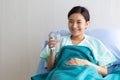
72,28,80,32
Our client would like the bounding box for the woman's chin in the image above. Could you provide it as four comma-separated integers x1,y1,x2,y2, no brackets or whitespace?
72,33,79,37
72,32,83,37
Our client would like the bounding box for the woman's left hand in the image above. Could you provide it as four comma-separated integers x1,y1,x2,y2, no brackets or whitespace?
66,58,88,66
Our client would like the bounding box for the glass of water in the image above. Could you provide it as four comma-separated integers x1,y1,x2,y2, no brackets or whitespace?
49,32,61,53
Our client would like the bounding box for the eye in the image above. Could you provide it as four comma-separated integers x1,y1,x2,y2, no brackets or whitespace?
77,21,81,24
68,20,74,23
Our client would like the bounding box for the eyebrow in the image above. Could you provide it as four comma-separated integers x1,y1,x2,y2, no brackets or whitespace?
68,19,82,21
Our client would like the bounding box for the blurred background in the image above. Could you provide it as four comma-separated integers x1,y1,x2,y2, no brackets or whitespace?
0,0,120,80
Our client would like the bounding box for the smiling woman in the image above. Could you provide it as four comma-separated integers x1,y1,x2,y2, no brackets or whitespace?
31,6,118,80
68,13,88,45
68,6,90,38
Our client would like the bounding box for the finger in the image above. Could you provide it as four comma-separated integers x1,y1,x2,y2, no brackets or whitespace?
66,61,71,65
49,42,56,47
49,38,55,42
49,38,57,43
67,60,74,65
49,38,56,44
67,62,72,65
49,43,56,49
49,44,54,48
67,62,76,66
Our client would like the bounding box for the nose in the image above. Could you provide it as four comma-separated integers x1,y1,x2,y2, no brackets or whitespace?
72,22,77,28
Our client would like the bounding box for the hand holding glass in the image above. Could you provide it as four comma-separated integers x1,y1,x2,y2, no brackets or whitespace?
49,32,61,53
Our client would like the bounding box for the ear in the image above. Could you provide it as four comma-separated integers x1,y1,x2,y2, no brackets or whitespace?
85,21,90,29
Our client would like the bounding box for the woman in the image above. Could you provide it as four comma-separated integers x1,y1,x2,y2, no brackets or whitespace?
40,6,116,76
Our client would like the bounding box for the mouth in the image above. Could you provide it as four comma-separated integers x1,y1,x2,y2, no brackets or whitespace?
71,28,80,32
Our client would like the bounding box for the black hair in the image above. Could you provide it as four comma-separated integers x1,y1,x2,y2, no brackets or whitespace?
68,6,90,22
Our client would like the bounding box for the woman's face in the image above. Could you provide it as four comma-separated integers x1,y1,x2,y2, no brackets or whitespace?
68,13,89,37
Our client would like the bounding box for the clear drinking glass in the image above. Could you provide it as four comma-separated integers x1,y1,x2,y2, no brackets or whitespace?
49,32,61,53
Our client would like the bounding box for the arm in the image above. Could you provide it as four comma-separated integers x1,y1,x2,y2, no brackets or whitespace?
67,58,107,76
47,50,55,71
86,60,107,76
47,37,57,71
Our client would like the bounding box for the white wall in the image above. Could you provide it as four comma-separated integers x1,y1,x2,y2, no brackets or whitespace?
0,0,120,80
0,0,30,80
54,0,120,29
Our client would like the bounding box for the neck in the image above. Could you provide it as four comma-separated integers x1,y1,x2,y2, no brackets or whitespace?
71,34,84,40
71,34,85,45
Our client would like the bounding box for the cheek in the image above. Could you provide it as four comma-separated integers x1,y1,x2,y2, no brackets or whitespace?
79,24,86,29
68,23,72,28
68,22,72,26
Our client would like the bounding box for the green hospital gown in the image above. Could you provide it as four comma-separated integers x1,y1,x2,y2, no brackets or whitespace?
40,34,116,66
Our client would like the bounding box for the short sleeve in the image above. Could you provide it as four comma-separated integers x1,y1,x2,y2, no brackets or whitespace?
96,41,116,66
39,36,66,63
40,45,50,62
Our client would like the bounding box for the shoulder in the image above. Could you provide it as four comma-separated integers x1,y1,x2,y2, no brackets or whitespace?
61,35,71,42
62,35,71,39
83,34,107,52
85,35,116,66
85,34,104,45
60,35,72,47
